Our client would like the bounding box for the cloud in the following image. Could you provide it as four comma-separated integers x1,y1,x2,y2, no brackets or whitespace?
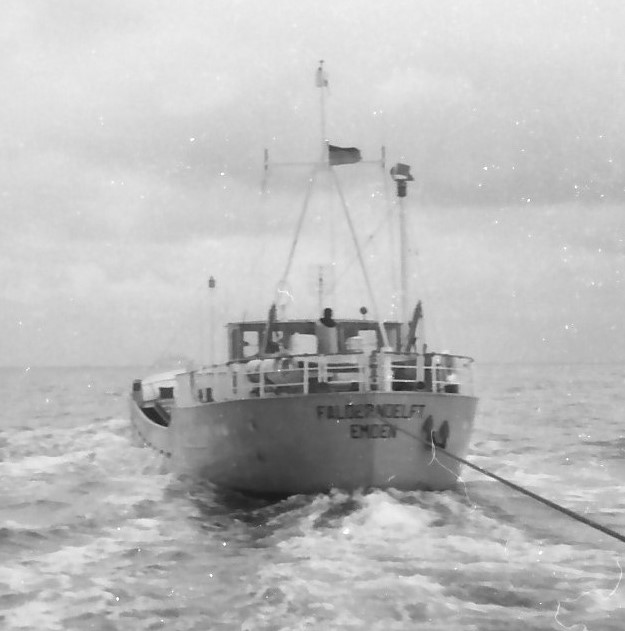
2,0,625,365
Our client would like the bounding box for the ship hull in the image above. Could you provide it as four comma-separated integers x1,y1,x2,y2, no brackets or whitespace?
130,391,477,495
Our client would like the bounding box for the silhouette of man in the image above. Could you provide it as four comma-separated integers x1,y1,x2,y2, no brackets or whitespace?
316,307,338,353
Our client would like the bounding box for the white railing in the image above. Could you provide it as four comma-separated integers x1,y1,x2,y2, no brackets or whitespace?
179,351,474,402
380,352,474,395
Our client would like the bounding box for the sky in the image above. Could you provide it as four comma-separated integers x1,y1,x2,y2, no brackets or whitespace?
1,0,625,366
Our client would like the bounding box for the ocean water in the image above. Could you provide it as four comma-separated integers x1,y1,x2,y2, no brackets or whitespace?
1,364,624,631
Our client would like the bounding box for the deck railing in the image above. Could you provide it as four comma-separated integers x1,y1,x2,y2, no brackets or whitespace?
181,351,474,403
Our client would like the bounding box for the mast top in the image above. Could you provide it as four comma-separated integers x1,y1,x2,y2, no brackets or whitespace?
315,60,328,88
390,163,414,198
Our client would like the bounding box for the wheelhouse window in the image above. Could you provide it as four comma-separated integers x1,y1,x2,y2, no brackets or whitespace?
242,330,260,358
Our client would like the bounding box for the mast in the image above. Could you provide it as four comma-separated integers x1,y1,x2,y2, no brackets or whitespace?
271,63,392,348
316,60,328,145
208,276,216,364
399,194,408,321
390,163,415,323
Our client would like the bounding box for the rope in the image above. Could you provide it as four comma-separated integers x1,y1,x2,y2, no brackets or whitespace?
392,422,625,545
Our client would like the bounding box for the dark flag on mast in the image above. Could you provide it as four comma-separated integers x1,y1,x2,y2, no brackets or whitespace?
329,145,362,166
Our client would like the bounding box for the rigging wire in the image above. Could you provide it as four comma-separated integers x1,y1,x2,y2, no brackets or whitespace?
277,162,321,292
330,156,400,318
332,204,395,290
330,168,390,348
242,186,280,320
330,157,397,304
328,173,444,352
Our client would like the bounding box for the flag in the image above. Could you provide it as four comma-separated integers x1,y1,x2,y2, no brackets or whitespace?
329,144,361,166
315,63,328,88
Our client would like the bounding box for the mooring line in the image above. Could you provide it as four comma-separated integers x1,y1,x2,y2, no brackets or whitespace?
393,423,625,545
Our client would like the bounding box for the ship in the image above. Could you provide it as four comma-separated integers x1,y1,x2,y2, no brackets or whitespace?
129,63,478,496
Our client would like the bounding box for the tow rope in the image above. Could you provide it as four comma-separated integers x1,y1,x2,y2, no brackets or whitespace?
395,423,625,545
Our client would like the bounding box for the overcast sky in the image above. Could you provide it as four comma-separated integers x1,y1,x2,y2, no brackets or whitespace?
2,0,624,366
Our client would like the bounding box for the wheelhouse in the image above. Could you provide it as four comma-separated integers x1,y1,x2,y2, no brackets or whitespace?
228,319,405,360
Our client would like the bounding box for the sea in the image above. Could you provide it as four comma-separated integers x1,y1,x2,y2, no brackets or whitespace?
1,363,624,631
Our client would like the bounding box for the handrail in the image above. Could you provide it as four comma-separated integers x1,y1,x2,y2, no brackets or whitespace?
189,350,475,401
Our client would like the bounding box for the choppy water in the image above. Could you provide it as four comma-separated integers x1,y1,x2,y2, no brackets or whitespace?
1,364,624,630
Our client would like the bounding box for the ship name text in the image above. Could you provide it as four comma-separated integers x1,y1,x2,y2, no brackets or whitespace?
316,403,424,421
349,423,397,439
